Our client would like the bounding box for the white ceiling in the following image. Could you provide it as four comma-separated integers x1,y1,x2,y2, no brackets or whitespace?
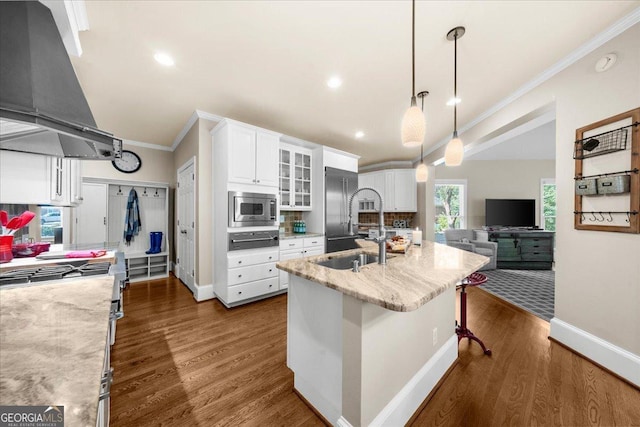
466,121,556,161
68,1,639,166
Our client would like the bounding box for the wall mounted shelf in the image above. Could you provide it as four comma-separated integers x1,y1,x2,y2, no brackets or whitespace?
574,108,639,233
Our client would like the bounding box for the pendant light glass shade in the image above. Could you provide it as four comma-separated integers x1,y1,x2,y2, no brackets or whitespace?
444,136,464,166
415,163,428,182
402,98,425,147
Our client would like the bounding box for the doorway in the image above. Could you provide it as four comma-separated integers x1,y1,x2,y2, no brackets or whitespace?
176,158,196,291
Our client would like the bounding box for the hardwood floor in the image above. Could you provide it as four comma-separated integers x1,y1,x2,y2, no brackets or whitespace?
111,276,640,426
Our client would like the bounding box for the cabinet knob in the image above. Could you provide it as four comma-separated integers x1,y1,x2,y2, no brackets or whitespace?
238,274,242,278
252,179,256,183
238,261,242,264
289,243,295,247
238,291,242,295
268,269,272,272
256,180,260,183
269,284,273,288
268,256,272,259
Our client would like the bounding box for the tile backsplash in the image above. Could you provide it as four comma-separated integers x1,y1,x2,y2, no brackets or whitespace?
280,211,303,233
358,212,416,228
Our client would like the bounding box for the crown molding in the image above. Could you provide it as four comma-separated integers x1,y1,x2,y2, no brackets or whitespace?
123,139,173,152
359,160,413,172
40,0,87,57
421,6,640,163
171,109,224,152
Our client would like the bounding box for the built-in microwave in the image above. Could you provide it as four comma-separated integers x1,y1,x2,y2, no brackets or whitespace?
228,191,277,228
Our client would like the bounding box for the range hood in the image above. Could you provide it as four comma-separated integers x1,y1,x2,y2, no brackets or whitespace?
0,1,121,160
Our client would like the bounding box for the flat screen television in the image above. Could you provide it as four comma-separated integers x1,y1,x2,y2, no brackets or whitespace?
485,199,536,228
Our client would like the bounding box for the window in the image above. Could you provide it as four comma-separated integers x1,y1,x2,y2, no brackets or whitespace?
541,178,556,231
434,180,467,243
40,207,63,242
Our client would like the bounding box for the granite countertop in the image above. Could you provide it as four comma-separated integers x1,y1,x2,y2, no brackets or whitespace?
279,231,324,240
277,240,489,312
0,277,114,426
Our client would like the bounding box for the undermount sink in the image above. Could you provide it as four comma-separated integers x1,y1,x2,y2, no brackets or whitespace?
315,253,379,270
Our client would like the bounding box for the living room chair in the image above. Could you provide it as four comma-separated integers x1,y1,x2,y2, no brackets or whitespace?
444,229,497,270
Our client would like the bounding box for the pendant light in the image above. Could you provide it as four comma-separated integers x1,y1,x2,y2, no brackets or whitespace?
401,0,425,147
415,91,429,182
444,26,465,166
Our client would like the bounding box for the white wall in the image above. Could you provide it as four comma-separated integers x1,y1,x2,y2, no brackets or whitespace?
83,142,173,184
435,160,556,230
424,23,640,360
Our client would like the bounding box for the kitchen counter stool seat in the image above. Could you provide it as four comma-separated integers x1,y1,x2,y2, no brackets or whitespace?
456,272,491,356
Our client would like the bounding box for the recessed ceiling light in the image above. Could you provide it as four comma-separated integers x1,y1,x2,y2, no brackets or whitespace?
355,131,365,139
154,52,175,67
446,97,461,106
327,76,342,89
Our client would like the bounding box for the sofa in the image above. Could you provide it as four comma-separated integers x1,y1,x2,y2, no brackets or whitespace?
444,229,497,271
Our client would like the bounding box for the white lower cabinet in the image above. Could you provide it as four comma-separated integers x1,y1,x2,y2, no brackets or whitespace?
227,277,280,304
279,236,324,289
218,247,281,307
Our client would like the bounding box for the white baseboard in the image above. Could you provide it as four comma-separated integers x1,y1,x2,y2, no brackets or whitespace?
336,417,353,427
194,283,215,302
550,317,640,387
368,334,458,427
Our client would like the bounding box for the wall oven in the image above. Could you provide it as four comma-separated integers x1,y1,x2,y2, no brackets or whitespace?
228,191,277,228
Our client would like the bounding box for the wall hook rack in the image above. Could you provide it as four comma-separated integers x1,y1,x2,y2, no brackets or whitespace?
574,107,640,233
117,185,123,195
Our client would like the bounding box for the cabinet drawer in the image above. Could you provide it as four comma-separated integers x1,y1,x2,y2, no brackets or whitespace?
519,238,552,248
228,248,279,268
520,244,552,254
227,262,278,286
521,252,553,262
227,277,279,303
279,239,303,250
303,237,324,248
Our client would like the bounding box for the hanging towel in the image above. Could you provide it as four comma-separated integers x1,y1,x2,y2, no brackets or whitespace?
123,188,141,246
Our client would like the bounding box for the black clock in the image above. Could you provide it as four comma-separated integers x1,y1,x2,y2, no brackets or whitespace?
112,150,142,173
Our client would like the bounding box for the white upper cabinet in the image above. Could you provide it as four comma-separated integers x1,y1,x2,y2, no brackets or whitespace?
255,132,279,187
227,125,257,185
358,172,384,212
279,143,312,211
391,169,417,212
226,122,279,187
0,151,82,206
358,169,416,212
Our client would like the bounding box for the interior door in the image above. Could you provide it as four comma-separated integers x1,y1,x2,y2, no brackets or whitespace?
177,160,196,289
74,182,107,244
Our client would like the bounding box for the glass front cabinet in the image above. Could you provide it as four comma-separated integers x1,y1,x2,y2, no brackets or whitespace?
279,143,312,211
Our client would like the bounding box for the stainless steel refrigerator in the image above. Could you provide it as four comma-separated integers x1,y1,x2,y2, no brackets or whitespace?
325,167,359,253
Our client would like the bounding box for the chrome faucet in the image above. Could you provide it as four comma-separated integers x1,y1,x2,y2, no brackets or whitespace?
347,188,386,265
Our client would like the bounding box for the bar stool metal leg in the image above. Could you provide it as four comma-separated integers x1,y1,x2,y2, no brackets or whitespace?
456,274,491,356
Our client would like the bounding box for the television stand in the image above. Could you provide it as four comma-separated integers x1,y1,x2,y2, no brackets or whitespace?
487,230,554,270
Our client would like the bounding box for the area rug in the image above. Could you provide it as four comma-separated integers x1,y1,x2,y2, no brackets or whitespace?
478,269,554,321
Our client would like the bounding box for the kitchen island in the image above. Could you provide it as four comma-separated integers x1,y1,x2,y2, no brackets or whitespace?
0,277,114,426
277,240,488,426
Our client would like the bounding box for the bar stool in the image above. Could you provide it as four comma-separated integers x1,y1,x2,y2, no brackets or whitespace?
456,272,491,356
